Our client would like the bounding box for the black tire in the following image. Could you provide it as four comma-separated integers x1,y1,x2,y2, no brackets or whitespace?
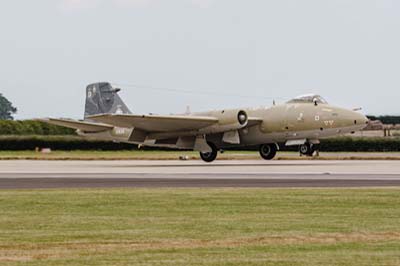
259,144,277,160
199,142,218,162
299,143,314,156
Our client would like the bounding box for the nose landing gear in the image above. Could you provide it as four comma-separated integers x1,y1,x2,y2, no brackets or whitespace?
299,143,318,157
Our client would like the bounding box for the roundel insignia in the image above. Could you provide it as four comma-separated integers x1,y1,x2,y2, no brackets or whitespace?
88,86,96,98
315,115,320,121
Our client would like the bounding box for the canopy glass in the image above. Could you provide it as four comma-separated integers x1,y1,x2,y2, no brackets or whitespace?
287,94,328,104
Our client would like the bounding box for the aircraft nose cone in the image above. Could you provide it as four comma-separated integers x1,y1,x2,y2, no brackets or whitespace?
353,112,369,128
361,114,369,125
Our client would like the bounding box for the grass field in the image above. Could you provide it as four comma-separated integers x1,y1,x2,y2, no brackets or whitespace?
0,150,204,160
0,188,400,265
1,150,400,160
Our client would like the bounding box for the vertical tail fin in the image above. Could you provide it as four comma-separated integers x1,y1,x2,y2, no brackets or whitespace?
84,82,131,119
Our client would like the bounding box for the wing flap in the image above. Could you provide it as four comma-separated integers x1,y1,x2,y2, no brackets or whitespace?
38,118,114,133
88,114,218,132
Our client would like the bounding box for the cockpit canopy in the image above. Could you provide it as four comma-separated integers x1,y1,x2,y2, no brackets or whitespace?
287,94,328,104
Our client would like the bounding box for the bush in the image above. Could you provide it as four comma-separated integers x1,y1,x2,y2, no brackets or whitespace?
318,137,400,152
0,120,75,135
0,135,399,152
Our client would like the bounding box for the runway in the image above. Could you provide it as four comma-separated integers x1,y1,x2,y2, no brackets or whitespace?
0,160,400,189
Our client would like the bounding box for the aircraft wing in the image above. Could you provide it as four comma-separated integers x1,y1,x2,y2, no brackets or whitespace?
88,114,219,132
37,118,114,133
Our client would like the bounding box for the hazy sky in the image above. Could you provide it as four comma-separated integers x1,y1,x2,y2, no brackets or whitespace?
0,0,399,119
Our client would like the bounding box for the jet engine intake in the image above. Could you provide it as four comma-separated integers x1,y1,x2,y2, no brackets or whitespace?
237,110,248,125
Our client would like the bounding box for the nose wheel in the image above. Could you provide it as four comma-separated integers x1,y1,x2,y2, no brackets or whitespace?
259,144,277,160
299,143,317,156
199,142,218,162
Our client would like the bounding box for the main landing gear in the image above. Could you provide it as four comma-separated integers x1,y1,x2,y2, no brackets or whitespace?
299,143,318,156
259,144,277,160
199,142,218,163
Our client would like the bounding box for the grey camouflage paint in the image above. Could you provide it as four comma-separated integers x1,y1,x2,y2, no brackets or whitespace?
84,82,131,119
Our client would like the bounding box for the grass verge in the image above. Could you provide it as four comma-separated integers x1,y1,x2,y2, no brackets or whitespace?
0,150,400,160
0,188,399,265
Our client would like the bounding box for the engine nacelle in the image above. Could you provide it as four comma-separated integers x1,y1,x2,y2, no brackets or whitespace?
198,109,248,134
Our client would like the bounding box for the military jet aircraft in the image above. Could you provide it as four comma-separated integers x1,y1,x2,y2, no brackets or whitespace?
40,82,368,162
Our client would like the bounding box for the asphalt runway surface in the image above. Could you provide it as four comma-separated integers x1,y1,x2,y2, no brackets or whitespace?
0,160,400,189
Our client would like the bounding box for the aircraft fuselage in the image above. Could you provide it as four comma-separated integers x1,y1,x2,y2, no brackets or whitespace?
80,102,368,149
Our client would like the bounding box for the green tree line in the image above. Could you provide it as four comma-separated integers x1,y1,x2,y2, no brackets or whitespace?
0,120,76,135
367,115,400,125
0,136,398,151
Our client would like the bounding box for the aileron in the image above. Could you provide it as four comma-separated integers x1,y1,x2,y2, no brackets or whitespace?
37,118,113,133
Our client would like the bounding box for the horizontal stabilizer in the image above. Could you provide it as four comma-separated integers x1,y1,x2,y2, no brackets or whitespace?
88,114,218,132
38,118,114,133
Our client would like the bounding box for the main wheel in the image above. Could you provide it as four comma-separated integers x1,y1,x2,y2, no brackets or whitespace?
299,143,314,156
259,144,277,160
199,142,218,162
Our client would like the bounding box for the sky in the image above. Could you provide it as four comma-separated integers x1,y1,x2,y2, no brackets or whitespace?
0,0,399,119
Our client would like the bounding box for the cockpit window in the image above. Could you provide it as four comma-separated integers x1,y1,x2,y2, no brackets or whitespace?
287,94,328,104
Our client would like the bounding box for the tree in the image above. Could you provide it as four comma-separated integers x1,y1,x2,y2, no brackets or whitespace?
0,93,17,120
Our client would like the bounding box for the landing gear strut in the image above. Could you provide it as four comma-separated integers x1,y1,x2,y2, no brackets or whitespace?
299,143,317,156
259,144,277,160
199,142,218,163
